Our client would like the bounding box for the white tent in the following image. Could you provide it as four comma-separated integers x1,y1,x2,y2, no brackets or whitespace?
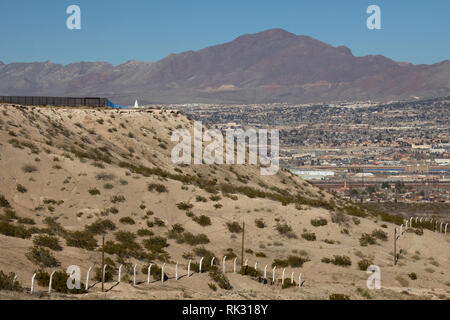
134,100,139,108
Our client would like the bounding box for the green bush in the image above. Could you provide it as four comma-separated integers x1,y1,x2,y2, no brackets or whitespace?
85,219,116,235
358,259,373,271
148,183,168,193
301,232,316,241
329,293,350,300
226,222,242,233
16,184,27,193
111,195,126,203
255,219,266,228
359,233,377,246
208,266,232,290
26,246,60,267
0,221,32,239
65,231,97,250
35,270,87,294
33,235,62,251
88,188,101,196
331,255,352,267
0,195,11,208
311,218,328,227
408,272,417,280
0,271,22,292
137,228,154,237
143,236,169,253
176,202,194,210
196,196,208,202
371,229,388,241
193,215,211,226
119,217,135,225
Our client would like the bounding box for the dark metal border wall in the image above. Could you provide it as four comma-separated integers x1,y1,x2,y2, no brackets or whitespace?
0,96,107,107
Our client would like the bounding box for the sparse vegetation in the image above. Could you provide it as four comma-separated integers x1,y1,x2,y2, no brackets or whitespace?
26,246,60,267
33,235,62,251
226,222,242,233
311,218,328,227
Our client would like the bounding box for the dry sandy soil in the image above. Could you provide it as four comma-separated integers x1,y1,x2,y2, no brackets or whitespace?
0,104,449,300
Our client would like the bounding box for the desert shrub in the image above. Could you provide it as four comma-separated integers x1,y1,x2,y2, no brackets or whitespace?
287,256,309,268
137,228,154,237
208,266,232,290
85,219,116,235
358,259,373,271
213,203,223,209
42,217,66,236
18,217,35,225
196,196,207,202
226,222,242,233
94,267,114,283
36,270,86,294
141,264,168,281
255,219,266,228
0,195,11,208
274,222,294,238
192,215,211,226
344,206,367,218
359,233,377,246
331,211,349,226
103,183,114,190
26,246,60,267
65,231,97,250
408,272,417,280
208,283,217,291
209,195,221,202
271,259,289,268
88,188,101,196
176,202,194,210
33,235,62,251
148,183,168,193
331,255,352,267
353,217,361,225
0,271,22,292
301,232,316,241
321,257,331,264
154,217,165,227
143,236,169,253
119,217,135,225
311,218,328,227
111,195,126,203
16,184,27,193
22,164,38,173
0,221,32,239
181,232,210,246
356,287,372,299
255,252,266,258
329,294,350,300
371,229,388,241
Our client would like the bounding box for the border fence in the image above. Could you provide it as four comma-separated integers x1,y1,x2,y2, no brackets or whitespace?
0,96,129,109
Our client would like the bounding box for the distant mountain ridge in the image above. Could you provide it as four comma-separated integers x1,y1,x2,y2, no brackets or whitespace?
0,29,449,104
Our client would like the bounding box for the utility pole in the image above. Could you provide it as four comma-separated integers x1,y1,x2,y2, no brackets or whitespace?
241,221,245,271
393,228,397,265
101,235,105,292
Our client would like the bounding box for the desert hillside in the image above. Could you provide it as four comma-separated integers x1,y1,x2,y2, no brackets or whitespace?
0,104,449,300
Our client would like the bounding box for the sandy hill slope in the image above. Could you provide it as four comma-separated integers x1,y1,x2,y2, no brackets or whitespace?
0,104,449,300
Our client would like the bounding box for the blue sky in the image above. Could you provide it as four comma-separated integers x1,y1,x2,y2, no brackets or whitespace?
0,0,449,65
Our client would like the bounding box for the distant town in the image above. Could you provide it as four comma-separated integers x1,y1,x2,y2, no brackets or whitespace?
168,96,450,211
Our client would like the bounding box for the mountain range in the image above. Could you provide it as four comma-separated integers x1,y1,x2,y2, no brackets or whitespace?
1,29,449,104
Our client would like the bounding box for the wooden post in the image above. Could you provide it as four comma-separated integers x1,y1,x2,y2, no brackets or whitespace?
393,228,397,265
101,235,105,292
